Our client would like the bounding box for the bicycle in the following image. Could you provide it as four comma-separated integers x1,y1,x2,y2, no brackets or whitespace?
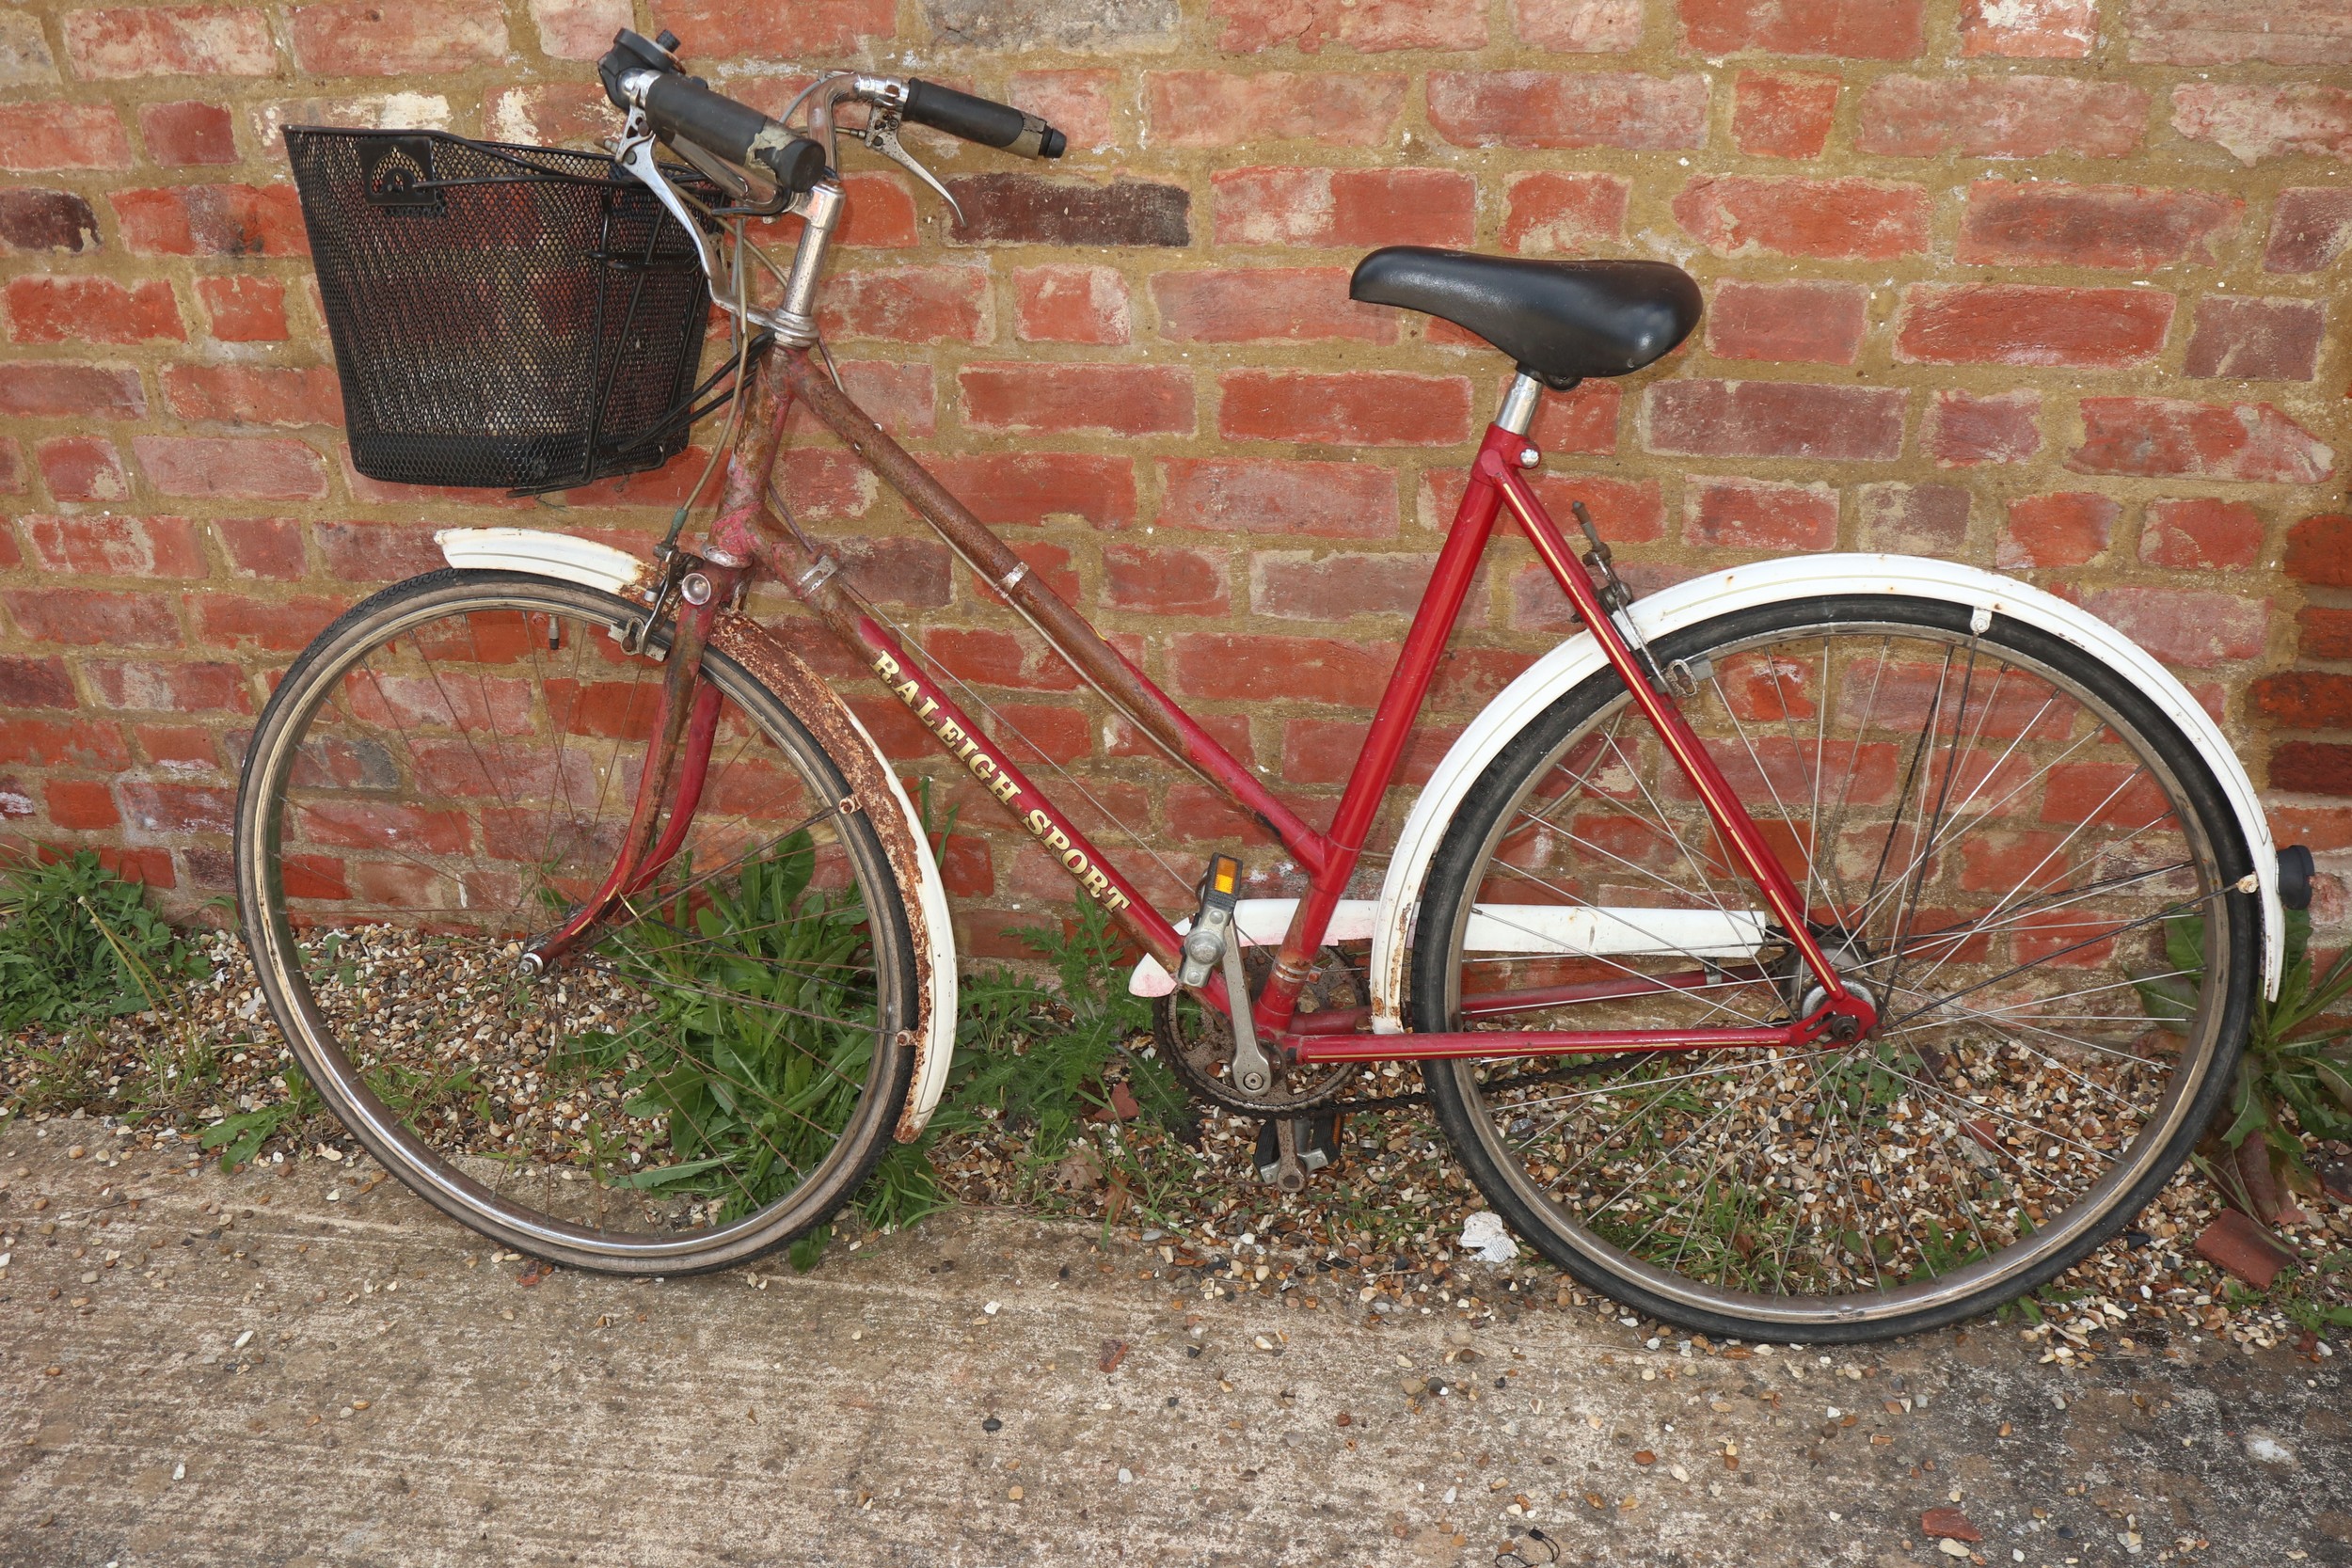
234,28,2307,1342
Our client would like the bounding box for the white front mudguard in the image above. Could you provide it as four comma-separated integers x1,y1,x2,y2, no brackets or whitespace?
1366,553,2283,1031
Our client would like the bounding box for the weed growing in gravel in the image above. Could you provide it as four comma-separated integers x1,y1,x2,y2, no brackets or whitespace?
2141,909,2352,1222
0,850,202,1033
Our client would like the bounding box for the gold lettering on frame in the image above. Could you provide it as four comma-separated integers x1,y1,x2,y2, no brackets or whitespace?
872,649,1126,914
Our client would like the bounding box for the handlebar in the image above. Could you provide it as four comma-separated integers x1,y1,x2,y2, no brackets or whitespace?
598,32,826,198
900,78,1066,159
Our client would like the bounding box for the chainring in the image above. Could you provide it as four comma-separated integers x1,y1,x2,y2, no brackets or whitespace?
1151,945,1364,1116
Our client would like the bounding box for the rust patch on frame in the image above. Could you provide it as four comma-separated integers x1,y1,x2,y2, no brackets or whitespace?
709,614,941,1144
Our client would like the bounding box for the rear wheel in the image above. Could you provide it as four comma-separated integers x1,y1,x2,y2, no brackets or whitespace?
234,570,917,1274
1413,594,2256,1340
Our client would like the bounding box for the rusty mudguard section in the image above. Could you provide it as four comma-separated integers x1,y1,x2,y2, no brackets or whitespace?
709,615,945,1143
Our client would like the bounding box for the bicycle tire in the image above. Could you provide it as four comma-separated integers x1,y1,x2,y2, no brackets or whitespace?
1412,593,2256,1341
234,569,918,1275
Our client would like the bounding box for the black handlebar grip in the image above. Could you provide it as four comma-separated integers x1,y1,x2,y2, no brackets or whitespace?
902,79,1066,159
638,72,828,196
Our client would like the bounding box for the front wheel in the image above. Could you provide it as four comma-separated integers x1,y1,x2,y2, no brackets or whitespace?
1412,594,2256,1340
234,569,918,1274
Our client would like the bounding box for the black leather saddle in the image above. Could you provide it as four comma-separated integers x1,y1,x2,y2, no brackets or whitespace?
1351,247,1703,388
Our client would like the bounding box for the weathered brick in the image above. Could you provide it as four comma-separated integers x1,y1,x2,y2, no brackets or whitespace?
6,276,183,344
1104,543,1227,616
251,93,457,153
1144,71,1406,148
1681,0,1923,56
1169,634,1392,707
1162,458,1397,539
133,435,328,499
1857,75,2148,158
1423,470,1664,542
22,514,206,578
0,717,130,769
286,0,506,74
63,7,277,77
1501,171,1629,254
186,593,342,652
1957,181,2241,269
930,0,1171,49
1152,267,1392,344
2172,83,2352,166
1686,478,1836,549
2142,498,2264,570
2184,297,2326,382
1527,380,1622,455
2253,672,2352,732
0,188,99,252
484,83,614,148
34,436,128,503
46,780,119,831
1999,493,2118,570
1219,370,1472,448
950,70,1087,153
157,365,342,428
2285,515,2352,587
1646,381,1905,462
1704,279,1867,365
310,519,442,583
924,454,1136,529
0,364,144,420
1014,265,1130,345
1253,550,1475,623
111,183,305,256
960,364,1192,437
1281,717,1458,787
1857,482,1969,552
526,0,629,59
1675,175,1930,260
1211,0,1485,53
946,175,1189,248
0,440,19,495
1962,0,2096,56
0,11,57,87
84,658,248,717
139,100,237,166
0,103,133,170
0,656,78,708
2069,398,2333,484
1214,166,1475,248
212,516,306,579
6,588,178,646
1896,284,2173,370
2080,587,2265,667
2129,0,2352,65
1514,0,1644,51
1925,389,2041,467
195,276,287,341
818,264,991,344
2274,742,2352,796
2264,187,2352,273
1426,71,1708,150
1730,71,1839,157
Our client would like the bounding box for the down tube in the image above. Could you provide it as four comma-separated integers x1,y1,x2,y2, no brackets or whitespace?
844,613,1188,976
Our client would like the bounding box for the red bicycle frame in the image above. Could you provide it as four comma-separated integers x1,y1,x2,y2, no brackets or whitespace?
564,345,1876,1065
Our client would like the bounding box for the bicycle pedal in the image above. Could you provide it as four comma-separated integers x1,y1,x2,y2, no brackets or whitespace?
1176,852,1242,989
1253,1111,1343,1192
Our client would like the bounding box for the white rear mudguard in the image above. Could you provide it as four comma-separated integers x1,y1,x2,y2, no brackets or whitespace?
1362,553,2282,1031
437,529,963,1139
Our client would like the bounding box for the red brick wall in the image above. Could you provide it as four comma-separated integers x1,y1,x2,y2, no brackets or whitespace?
0,0,2346,951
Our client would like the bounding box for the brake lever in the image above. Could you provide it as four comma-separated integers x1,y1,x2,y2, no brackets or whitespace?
862,111,962,226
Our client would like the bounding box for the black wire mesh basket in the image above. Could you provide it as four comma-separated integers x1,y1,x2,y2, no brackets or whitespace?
286,127,725,493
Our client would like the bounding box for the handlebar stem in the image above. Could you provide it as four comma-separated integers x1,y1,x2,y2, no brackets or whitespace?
769,179,845,348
